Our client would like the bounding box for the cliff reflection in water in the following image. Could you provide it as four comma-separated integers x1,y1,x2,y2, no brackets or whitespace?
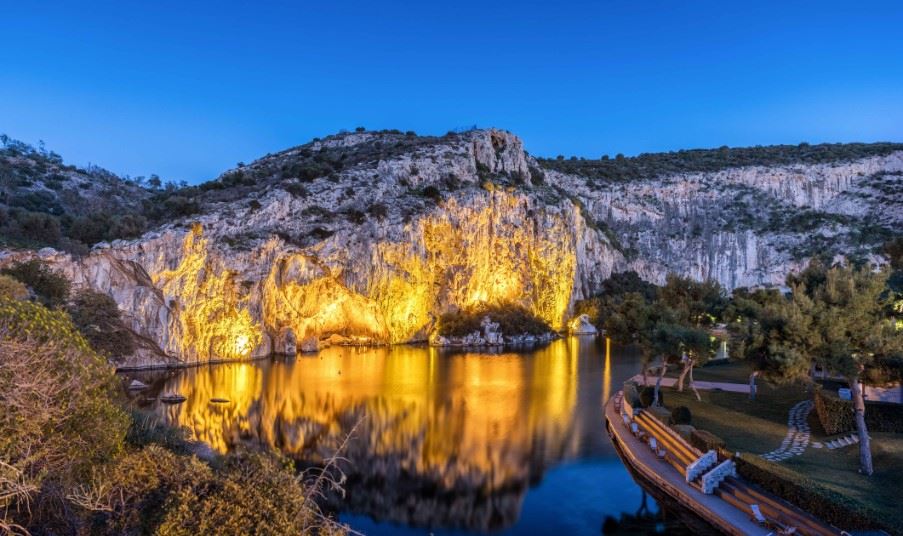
133,337,615,531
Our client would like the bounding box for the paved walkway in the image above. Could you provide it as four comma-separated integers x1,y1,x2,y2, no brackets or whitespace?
629,374,751,394
762,400,813,462
605,395,770,535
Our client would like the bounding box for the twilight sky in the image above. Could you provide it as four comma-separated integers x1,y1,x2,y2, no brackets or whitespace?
2,0,902,183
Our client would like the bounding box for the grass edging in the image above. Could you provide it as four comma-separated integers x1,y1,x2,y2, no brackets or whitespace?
734,452,895,535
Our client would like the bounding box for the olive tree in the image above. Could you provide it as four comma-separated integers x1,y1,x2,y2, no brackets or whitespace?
789,263,901,475
726,287,814,399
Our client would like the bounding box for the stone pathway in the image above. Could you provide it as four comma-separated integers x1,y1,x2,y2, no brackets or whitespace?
629,375,751,394
762,400,813,462
811,433,860,450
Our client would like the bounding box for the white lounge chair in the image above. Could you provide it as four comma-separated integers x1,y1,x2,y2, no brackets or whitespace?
750,504,766,525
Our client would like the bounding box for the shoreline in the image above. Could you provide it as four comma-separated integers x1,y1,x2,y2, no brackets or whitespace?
115,336,567,372
604,393,770,536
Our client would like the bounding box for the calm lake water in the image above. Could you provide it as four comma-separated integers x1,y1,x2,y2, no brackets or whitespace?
126,337,706,535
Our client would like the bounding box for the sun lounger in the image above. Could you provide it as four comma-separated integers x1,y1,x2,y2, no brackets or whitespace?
750,504,766,524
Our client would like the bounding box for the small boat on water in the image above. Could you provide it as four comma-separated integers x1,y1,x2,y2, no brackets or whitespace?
209,398,230,404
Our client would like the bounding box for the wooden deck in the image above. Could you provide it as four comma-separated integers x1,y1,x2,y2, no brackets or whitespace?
605,392,843,536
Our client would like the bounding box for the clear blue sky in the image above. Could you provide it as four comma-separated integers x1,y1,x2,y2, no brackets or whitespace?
2,1,902,184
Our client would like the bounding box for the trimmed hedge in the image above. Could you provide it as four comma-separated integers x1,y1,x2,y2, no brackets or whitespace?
814,385,903,435
734,454,893,534
670,406,692,425
671,424,695,442
623,381,641,408
690,429,725,453
639,386,662,408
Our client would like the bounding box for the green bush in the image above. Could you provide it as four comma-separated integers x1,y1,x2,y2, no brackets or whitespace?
76,446,335,536
0,274,28,300
420,185,442,201
437,303,551,338
0,296,346,535
1,258,70,306
690,429,725,453
734,453,893,534
67,289,136,360
622,381,641,408
0,298,129,530
670,405,692,425
639,386,662,408
814,385,903,435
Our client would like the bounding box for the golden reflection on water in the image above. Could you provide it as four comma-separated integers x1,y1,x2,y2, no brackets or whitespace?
137,337,628,530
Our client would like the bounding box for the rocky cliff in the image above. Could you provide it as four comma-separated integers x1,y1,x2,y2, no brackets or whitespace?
1,129,900,367
545,150,903,288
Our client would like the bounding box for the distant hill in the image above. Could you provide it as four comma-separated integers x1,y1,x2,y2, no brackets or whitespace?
538,142,903,184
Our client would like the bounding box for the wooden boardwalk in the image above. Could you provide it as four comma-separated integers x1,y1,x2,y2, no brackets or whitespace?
605,392,843,536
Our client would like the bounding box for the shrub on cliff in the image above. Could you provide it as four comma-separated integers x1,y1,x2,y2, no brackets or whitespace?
0,274,28,300
437,303,551,338
1,258,70,306
67,289,136,360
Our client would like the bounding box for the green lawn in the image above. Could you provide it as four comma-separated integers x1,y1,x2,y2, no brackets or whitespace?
660,377,903,532
663,359,755,385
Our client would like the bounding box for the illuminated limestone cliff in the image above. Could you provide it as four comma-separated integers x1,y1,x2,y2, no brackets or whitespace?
16,130,619,367
2,129,900,367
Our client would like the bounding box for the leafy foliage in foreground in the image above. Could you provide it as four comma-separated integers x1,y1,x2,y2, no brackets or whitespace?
0,298,129,533
0,295,347,535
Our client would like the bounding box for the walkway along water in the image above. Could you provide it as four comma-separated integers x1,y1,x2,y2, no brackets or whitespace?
605,390,844,536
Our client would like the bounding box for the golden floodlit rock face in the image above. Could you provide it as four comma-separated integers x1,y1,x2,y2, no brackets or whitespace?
28,128,613,367
10,128,897,367
130,188,590,365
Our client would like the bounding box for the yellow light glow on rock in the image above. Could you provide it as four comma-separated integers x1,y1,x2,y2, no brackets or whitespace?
153,224,262,361
263,253,390,343
154,191,580,353
260,191,578,344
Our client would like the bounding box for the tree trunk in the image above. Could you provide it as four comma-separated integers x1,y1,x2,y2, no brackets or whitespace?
849,373,873,476
749,371,759,401
653,355,667,406
687,360,701,401
677,356,691,392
